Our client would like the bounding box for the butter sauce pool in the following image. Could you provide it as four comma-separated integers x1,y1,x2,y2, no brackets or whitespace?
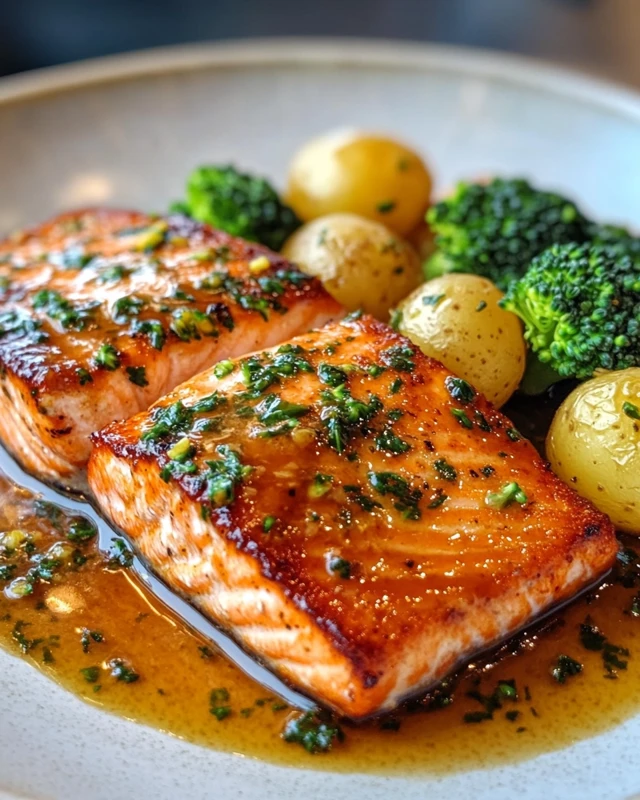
0,390,639,775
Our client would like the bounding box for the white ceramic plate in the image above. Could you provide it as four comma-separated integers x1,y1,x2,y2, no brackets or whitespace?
1,38,639,800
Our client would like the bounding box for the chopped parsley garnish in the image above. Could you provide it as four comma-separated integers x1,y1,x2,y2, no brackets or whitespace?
451,408,473,429
126,365,148,387
12,621,43,654
328,556,351,579
77,368,93,386
445,376,475,404
112,295,145,324
0,310,46,343
375,427,411,455
109,658,139,683
474,411,492,432
80,666,100,683
107,538,134,569
66,517,98,543
210,687,231,721
551,654,583,683
32,289,94,331
317,362,348,388
255,394,309,432
377,200,396,214
191,391,227,414
240,346,312,397
390,377,403,394
50,245,93,269
80,629,104,653
485,482,527,510
282,710,344,753
463,679,519,723
97,265,129,283
476,300,487,311
427,492,448,509
579,619,607,651
170,308,217,341
579,617,630,675
505,427,522,442
343,485,382,512
213,360,235,378
308,473,333,499
262,515,277,533
422,293,446,307
320,384,382,454
368,471,422,520
142,401,195,443
130,318,166,351
434,458,457,482
202,445,252,507
94,343,121,371
380,344,416,373
623,401,640,420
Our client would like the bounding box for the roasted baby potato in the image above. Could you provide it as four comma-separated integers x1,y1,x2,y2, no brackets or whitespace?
286,130,432,236
282,213,422,320
547,369,640,534
396,274,526,407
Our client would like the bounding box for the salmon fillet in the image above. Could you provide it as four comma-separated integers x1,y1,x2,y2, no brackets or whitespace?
88,315,618,719
0,209,342,482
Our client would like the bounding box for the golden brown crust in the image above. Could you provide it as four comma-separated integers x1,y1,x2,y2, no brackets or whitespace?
90,315,619,716
0,208,343,478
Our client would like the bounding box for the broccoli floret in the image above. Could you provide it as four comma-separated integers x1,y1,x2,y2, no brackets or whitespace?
172,165,300,251
425,178,590,288
588,222,640,257
501,242,640,394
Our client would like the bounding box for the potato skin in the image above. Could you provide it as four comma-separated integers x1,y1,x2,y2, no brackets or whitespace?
286,130,432,236
547,369,640,534
397,274,526,407
281,213,422,320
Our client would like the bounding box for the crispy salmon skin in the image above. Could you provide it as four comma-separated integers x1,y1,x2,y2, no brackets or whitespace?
0,209,342,481
88,315,618,718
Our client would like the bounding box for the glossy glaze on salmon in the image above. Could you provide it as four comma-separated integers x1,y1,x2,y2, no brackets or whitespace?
88,315,618,719
0,209,342,481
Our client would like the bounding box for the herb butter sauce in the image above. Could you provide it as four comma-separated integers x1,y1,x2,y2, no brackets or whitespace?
1,392,639,775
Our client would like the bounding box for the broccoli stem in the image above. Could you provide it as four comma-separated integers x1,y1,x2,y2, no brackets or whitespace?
518,354,564,396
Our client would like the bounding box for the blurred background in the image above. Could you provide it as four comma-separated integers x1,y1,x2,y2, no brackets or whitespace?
1,0,639,88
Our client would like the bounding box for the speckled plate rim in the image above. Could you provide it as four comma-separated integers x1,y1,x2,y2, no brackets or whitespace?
1,37,640,800
0,37,639,119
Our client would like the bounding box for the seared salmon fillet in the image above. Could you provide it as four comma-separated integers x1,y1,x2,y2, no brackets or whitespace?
88,315,618,719
0,209,342,482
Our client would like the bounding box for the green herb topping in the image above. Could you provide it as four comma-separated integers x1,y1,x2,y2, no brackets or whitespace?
485,482,528,509
210,687,232,721
282,710,344,753
328,557,351,579
94,343,121,371
380,344,416,373
368,472,422,520
375,427,411,455
445,376,475,404
126,366,149,387
434,459,457,482
623,401,640,420
109,658,139,683
202,445,252,507
551,654,583,683
308,473,333,499
214,360,235,379
451,408,473,429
